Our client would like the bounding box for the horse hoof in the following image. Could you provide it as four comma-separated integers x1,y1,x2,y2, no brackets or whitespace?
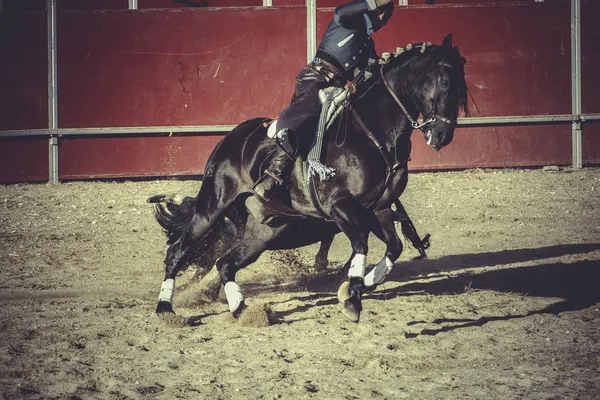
156,300,174,315
231,300,247,319
363,283,379,292
341,300,361,323
337,281,361,323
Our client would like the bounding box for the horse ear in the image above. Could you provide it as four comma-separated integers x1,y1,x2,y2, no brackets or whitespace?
442,34,453,52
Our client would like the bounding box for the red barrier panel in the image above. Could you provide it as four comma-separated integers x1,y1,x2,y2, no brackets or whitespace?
57,7,306,128
408,0,568,4
0,2,596,181
57,0,128,10
581,0,600,164
2,0,45,12
368,2,572,117
582,0,600,115
583,123,600,164
410,125,572,170
58,135,222,179
0,139,48,182
317,3,573,170
0,13,48,130
139,0,261,7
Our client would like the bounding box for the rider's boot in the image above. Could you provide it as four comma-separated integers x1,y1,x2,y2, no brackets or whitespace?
253,149,294,202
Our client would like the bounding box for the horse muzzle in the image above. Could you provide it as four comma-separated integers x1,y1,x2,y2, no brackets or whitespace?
424,115,456,151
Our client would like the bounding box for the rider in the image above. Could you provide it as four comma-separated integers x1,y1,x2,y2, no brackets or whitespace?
253,0,395,201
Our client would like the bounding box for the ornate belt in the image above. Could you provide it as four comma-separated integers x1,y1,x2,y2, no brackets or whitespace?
311,57,345,80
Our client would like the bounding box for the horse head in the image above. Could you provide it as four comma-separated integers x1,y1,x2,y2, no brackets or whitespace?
382,34,468,151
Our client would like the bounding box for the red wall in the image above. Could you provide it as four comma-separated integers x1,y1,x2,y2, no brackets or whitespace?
0,1,598,182
57,7,305,128
0,13,48,130
0,139,48,183
58,135,222,179
319,2,574,169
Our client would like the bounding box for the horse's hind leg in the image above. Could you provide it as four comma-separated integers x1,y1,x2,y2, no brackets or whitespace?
393,199,430,259
314,233,335,271
157,210,224,315
216,217,284,316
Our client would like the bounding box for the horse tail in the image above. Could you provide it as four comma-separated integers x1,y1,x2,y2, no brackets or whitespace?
148,194,196,245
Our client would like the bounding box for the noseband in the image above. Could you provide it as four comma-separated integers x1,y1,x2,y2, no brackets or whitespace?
379,65,456,131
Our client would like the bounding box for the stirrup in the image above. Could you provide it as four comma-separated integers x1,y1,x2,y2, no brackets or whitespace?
252,174,280,202
263,169,284,185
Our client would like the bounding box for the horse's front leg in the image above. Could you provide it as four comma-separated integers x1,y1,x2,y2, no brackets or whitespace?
364,207,403,290
329,198,373,323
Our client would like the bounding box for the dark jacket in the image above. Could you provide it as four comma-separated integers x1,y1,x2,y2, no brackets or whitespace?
317,0,379,80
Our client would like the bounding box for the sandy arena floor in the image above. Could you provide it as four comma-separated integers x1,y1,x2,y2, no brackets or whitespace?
1,167,599,399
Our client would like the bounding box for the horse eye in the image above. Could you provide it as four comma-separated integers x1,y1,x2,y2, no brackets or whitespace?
441,79,450,88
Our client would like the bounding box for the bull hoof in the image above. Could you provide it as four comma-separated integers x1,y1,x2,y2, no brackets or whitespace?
337,281,362,323
156,300,174,315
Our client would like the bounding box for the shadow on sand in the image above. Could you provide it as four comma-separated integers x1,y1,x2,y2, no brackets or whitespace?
269,243,600,328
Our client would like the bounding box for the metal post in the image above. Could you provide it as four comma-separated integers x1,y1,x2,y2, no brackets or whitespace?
128,0,138,9
262,0,272,6
571,0,582,170
47,0,59,183
399,0,408,5
306,0,317,63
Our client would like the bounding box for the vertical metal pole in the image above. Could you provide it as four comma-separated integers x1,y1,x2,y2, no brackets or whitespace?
571,0,582,170
399,0,408,5
128,0,138,9
262,0,272,6
47,0,59,183
307,0,317,63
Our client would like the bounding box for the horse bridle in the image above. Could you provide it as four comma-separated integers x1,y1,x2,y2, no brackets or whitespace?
379,64,456,131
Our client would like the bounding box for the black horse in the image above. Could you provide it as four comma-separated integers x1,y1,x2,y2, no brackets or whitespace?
149,193,430,296
154,34,467,322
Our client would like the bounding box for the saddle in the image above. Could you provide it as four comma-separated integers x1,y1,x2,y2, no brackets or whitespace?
248,86,350,226
267,86,350,184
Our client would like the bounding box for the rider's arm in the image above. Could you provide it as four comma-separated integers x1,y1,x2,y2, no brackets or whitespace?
334,0,391,28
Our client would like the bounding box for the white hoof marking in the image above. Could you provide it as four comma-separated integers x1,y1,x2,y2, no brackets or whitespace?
364,256,393,287
348,254,367,278
224,282,244,313
158,278,175,303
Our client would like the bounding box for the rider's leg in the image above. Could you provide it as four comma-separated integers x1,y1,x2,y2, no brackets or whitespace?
253,128,296,201
253,64,335,202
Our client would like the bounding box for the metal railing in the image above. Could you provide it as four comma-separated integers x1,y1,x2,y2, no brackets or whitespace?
0,0,594,183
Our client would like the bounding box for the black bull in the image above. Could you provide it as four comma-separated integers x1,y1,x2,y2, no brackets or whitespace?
151,34,468,322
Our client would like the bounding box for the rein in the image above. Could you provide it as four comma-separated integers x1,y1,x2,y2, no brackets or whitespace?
379,64,456,131
379,65,435,131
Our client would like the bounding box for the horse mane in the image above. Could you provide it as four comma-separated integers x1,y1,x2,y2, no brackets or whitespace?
351,41,469,117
